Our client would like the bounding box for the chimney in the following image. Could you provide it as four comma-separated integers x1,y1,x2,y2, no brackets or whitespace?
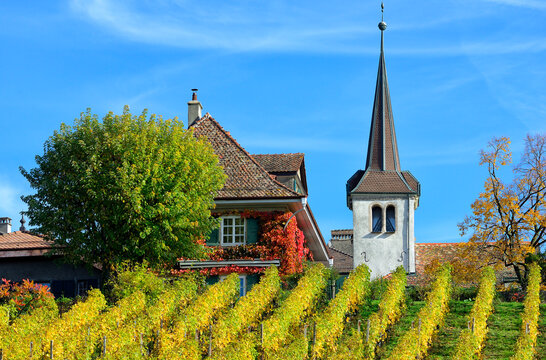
187,89,202,128
0,217,12,234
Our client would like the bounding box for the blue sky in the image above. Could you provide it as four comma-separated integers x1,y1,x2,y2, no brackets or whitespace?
1,0,545,243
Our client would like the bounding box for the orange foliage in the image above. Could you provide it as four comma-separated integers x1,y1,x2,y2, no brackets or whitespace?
0,278,54,313
459,135,546,288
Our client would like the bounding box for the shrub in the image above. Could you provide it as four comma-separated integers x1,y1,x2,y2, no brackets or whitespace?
0,278,54,316
107,262,165,304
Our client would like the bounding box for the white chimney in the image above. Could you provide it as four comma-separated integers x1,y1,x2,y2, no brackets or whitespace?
0,217,12,234
187,89,202,128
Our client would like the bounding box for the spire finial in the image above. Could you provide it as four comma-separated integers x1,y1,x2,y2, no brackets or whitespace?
378,2,387,31
19,213,26,232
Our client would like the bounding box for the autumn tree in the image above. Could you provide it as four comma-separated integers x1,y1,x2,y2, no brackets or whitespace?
20,107,225,271
459,134,546,289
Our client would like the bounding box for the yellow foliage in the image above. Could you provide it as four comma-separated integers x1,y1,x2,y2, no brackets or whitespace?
510,263,541,360
452,267,496,359
312,264,371,358
459,135,546,287
385,265,452,360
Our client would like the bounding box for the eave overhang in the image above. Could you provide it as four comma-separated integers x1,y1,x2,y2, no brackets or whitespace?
178,259,281,269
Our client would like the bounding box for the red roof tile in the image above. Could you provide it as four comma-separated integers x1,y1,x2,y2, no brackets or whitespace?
408,242,521,286
0,231,53,250
252,153,304,173
191,115,302,199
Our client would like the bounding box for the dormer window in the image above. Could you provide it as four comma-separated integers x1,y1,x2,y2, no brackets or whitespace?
372,205,383,233
386,205,396,232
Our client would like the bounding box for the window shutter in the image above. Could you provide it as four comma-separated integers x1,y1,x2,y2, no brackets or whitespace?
246,274,260,293
206,275,219,285
207,228,220,246
246,218,259,244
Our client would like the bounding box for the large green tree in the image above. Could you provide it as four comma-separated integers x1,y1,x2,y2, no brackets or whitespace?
20,106,225,270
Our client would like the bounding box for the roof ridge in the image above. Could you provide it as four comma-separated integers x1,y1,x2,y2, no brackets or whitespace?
395,170,414,192
328,245,354,257
195,115,303,198
252,152,305,156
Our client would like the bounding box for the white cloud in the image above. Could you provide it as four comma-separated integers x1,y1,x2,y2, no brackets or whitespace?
69,0,546,56
483,0,546,9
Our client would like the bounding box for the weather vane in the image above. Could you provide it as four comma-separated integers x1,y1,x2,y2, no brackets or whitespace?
378,2,387,31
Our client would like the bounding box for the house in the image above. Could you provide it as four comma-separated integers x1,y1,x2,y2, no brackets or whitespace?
177,93,331,295
0,217,101,297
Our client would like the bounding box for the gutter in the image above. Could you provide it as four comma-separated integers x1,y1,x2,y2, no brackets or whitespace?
178,259,281,269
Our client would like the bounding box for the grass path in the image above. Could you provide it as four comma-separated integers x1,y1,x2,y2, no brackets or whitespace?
375,301,425,359
537,304,546,360
482,301,523,359
426,300,474,359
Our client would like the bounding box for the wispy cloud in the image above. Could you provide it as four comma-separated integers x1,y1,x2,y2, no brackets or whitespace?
483,0,546,10
69,0,374,53
69,0,546,56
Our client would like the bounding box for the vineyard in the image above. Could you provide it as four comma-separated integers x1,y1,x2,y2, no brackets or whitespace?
0,263,545,359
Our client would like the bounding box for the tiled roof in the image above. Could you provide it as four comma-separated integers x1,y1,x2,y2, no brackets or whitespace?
349,170,418,194
328,238,353,257
191,115,302,199
0,231,53,250
412,243,460,285
331,229,354,236
252,153,304,173
328,246,353,274
409,242,520,286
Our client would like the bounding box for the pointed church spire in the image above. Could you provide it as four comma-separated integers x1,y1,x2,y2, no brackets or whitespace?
365,2,401,172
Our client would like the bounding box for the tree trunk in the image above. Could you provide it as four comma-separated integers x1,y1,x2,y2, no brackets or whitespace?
513,264,527,291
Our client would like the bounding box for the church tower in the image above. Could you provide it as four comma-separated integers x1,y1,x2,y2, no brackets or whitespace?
346,5,420,279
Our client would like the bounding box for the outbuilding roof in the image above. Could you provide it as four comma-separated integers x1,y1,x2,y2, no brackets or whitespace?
0,231,52,251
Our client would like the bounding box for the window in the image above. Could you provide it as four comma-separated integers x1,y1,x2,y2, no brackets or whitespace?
372,205,382,232
221,216,246,245
220,274,247,297
386,205,396,232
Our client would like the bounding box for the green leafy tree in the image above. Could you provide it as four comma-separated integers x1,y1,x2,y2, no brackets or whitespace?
20,106,225,271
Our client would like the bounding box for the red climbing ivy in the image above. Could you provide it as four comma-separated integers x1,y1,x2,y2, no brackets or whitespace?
208,211,311,276
175,211,311,276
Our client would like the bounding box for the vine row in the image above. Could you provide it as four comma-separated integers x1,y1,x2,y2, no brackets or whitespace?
452,266,496,360
385,264,452,360
510,263,541,360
